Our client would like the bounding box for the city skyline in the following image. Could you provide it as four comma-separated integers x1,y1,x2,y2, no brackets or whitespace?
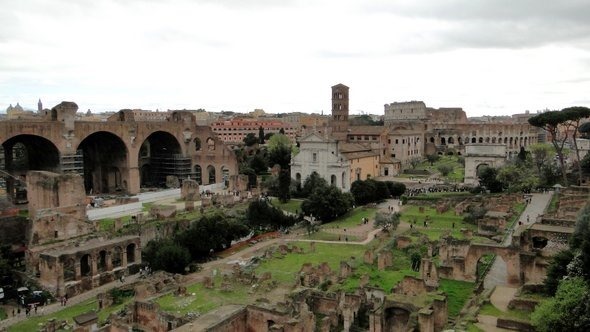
1,0,589,117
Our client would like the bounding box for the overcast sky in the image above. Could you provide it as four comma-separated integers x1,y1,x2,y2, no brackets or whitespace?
1,0,589,117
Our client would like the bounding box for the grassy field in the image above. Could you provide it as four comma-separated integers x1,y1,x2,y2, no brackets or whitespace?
302,231,359,242
256,242,369,283
8,297,132,332
338,248,418,292
270,198,303,214
439,279,475,318
320,207,378,229
156,278,251,316
479,302,531,321
400,205,476,240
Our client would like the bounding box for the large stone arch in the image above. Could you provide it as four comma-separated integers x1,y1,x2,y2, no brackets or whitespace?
464,144,507,184
77,131,129,194
138,131,184,188
465,245,521,286
1,134,61,203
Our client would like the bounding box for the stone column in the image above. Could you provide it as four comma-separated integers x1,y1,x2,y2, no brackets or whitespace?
135,243,142,265
106,251,113,271
90,255,98,276
122,250,128,268
75,262,81,281
127,167,140,195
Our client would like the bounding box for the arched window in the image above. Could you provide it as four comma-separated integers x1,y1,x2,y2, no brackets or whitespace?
194,165,202,185
331,174,337,186
207,165,216,184
97,250,107,272
112,247,122,268
194,137,201,151
80,254,91,277
126,243,136,263
64,258,75,282
206,137,215,151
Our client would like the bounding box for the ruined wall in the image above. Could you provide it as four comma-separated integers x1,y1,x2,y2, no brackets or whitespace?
27,171,90,244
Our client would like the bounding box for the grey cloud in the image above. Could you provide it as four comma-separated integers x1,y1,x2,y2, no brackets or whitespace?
365,0,590,51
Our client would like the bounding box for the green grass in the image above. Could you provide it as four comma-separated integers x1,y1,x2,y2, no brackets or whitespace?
256,242,368,283
337,248,418,292
0,307,6,320
97,215,133,232
439,279,475,318
156,278,250,316
321,207,378,229
547,192,559,214
270,198,303,214
142,202,154,211
401,205,475,240
302,231,359,242
8,297,132,332
479,302,531,322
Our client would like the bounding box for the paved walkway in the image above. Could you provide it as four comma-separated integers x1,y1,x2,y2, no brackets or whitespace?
476,191,553,330
483,191,553,289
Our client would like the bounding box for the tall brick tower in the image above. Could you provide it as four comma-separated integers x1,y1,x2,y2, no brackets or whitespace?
331,83,349,134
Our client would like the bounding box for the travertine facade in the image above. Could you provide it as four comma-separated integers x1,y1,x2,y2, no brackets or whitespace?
0,102,239,201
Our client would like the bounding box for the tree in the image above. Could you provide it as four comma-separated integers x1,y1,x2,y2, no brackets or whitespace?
497,163,539,193
532,277,590,332
246,199,297,230
530,143,554,175
350,180,377,205
409,157,422,169
437,164,454,177
154,242,192,274
258,126,265,144
301,172,328,198
529,111,573,185
517,146,527,163
176,212,249,260
562,107,590,185
249,154,268,174
267,134,292,202
426,154,440,166
243,133,258,147
543,249,575,295
142,239,191,274
372,179,390,201
301,185,353,222
385,181,406,197
477,166,503,193
374,212,401,230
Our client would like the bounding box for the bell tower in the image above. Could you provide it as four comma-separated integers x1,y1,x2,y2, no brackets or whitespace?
331,83,349,134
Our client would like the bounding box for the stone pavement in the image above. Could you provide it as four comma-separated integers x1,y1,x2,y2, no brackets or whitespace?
476,191,553,330
484,191,553,289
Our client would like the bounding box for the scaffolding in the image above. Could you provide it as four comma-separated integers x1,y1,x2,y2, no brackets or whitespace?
149,154,192,186
60,150,84,174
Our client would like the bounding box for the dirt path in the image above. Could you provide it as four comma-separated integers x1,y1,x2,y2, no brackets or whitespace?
490,286,518,312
